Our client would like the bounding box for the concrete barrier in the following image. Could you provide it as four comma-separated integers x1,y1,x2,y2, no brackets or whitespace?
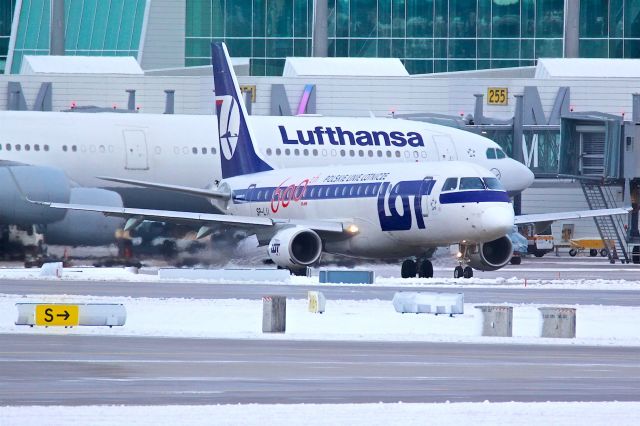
475,305,513,337
262,296,286,333
158,268,291,282
308,291,326,313
393,292,464,315
319,270,374,284
40,262,63,278
15,303,126,327
539,307,576,338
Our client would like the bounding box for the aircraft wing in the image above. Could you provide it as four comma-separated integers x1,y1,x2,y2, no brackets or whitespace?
514,207,631,225
97,176,230,200
30,201,346,234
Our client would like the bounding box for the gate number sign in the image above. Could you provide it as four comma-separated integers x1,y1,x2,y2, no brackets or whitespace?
487,87,508,105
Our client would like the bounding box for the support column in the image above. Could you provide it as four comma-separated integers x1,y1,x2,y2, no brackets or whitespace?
312,0,328,57
564,0,580,58
50,0,65,56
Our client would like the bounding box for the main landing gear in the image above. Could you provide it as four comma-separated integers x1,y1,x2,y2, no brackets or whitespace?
401,258,434,278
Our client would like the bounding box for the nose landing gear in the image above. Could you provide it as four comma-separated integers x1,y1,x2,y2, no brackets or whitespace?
454,245,474,278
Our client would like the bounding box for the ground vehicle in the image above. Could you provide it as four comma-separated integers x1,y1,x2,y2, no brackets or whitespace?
568,238,613,257
508,226,527,265
518,223,555,257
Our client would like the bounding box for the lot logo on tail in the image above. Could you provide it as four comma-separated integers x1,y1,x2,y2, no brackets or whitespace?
216,95,240,160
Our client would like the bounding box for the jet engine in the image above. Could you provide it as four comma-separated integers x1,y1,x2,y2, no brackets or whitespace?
268,227,322,271
44,188,125,246
0,164,70,225
465,235,513,271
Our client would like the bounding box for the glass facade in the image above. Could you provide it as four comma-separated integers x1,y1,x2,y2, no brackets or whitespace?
187,0,567,75
579,0,640,58
0,0,16,73
9,0,147,73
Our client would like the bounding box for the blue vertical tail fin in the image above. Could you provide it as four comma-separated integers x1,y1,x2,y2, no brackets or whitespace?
212,42,272,179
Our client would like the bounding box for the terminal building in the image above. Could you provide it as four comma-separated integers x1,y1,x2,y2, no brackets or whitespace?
1,1,640,261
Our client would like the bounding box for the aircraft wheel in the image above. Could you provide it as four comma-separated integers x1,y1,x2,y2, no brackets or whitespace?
463,266,473,278
418,260,433,278
453,266,464,279
569,249,578,257
600,248,609,257
401,259,417,278
510,256,522,265
589,249,598,257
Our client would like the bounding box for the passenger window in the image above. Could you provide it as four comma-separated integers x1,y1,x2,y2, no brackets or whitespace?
339,149,345,156
325,187,332,197
395,151,401,158
63,145,68,152
34,144,40,151
202,147,207,154
358,150,364,157
342,186,348,196
309,187,316,198
313,149,319,156
377,150,383,157
365,185,372,196
368,150,374,157
486,148,496,159
357,185,364,196
294,149,300,156
182,147,189,154
174,147,180,155
15,144,21,151
99,145,106,153
285,149,291,156
350,185,356,196
484,177,505,190
441,177,458,192
496,149,506,159
404,151,410,158
459,177,485,190
25,144,30,151
276,148,282,156
5,144,10,151
212,147,217,154
266,148,272,156
304,149,309,156
349,150,355,157
386,151,392,158
44,145,49,151
413,151,419,158
256,190,262,200
192,147,197,154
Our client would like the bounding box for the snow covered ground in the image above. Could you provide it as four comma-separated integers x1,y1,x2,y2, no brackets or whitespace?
1,265,639,424
2,402,640,426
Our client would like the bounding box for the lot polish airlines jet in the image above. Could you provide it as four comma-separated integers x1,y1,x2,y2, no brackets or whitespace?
30,43,628,278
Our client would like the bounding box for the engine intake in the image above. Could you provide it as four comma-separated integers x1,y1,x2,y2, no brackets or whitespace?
466,235,513,271
268,227,322,270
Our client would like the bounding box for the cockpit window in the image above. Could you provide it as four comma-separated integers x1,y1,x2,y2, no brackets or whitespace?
496,149,506,159
442,177,458,191
483,177,505,190
486,148,496,159
459,177,485,190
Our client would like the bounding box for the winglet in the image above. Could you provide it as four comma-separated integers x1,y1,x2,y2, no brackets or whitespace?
212,42,272,179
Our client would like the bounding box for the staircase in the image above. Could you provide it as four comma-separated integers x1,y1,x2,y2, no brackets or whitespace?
580,181,629,263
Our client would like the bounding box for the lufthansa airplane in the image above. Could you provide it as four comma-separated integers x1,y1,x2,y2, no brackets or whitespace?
30,43,628,279
0,52,534,216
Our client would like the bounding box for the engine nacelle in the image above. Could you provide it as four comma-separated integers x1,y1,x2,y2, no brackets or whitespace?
466,235,513,271
0,164,70,225
268,227,322,270
44,188,125,246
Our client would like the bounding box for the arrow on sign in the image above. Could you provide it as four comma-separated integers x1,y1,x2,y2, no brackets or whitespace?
56,311,70,321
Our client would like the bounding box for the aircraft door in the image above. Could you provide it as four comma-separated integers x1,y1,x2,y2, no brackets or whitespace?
123,130,149,170
419,176,436,218
434,135,457,161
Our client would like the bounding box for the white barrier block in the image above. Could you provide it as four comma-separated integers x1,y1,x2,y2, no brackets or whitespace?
393,292,464,315
40,262,63,278
158,268,291,282
308,291,326,313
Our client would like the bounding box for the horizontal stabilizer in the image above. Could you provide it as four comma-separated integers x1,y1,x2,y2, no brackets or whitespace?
98,176,230,200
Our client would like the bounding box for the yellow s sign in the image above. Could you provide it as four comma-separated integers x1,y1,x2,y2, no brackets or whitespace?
487,87,508,105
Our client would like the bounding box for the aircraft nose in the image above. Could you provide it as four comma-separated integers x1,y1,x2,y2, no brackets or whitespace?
481,204,515,237
506,160,534,195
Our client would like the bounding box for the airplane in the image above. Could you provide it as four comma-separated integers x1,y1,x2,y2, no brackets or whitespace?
29,43,629,278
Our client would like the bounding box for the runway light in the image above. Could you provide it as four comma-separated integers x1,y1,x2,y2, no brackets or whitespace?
346,224,359,234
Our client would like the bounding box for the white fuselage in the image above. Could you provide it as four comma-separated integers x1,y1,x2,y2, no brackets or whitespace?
221,161,515,258
0,111,533,198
